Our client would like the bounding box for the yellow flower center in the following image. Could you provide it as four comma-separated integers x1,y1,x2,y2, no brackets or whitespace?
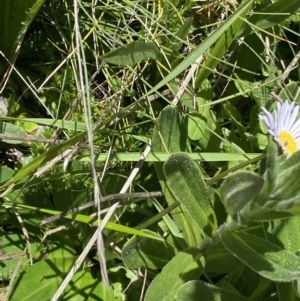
278,130,298,156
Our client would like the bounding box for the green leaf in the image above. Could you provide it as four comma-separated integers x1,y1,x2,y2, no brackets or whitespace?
264,217,300,253
264,140,279,196
205,242,242,273
0,231,35,280
276,283,300,301
0,166,14,183
175,281,249,301
164,153,217,237
101,41,160,65
223,103,246,134
63,269,115,301
258,149,300,215
122,231,175,270
188,81,218,150
152,106,199,248
144,248,203,301
265,218,300,298
220,231,300,282
9,256,76,301
0,122,28,144
152,106,190,154
220,170,264,215
79,152,261,163
0,116,87,132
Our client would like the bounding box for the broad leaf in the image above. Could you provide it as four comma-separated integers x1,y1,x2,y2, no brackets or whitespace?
9,257,76,301
220,170,264,215
0,122,28,144
164,152,217,237
175,281,249,301
276,282,300,301
144,248,203,301
122,231,175,269
221,231,300,282
152,106,201,248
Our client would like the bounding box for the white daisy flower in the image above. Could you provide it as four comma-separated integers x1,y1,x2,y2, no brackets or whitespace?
259,100,300,157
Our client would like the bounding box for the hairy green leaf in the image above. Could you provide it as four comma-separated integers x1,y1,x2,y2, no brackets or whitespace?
122,231,175,269
175,281,249,301
144,248,203,301
220,170,264,215
164,153,217,237
221,231,300,281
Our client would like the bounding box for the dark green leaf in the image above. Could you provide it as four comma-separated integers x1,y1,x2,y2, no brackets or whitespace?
168,18,193,53
205,243,242,273
277,282,300,301
9,257,76,301
278,82,300,105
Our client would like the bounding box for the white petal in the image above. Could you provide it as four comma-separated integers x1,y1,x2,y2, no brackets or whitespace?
286,103,299,131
